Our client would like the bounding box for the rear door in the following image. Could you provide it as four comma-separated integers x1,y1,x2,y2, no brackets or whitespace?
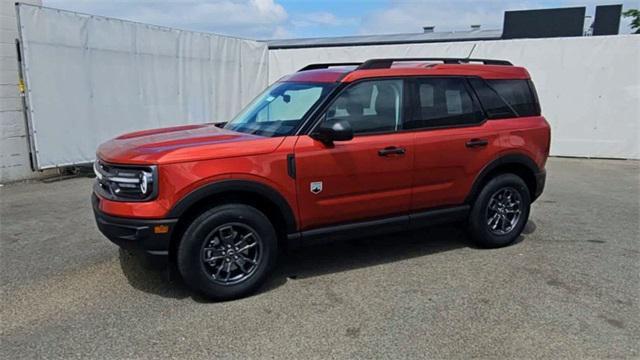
294,79,414,230
407,77,501,211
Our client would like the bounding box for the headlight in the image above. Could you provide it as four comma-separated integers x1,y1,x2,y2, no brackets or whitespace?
93,160,157,201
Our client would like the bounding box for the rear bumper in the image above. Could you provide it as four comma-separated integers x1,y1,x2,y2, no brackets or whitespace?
92,194,177,267
533,169,546,201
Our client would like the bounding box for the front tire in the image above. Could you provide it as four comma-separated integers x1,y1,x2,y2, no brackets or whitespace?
177,204,278,300
468,174,531,248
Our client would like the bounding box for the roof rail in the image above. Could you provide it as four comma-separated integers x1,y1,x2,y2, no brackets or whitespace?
297,62,363,72
358,58,513,69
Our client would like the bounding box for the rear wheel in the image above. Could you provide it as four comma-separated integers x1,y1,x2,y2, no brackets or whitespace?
177,204,277,300
468,174,531,248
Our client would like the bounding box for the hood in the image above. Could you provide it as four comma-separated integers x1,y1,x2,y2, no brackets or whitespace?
97,124,285,165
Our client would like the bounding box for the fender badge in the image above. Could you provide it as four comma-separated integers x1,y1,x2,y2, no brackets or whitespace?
310,181,323,194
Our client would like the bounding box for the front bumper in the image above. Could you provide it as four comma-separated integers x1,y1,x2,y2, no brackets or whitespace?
92,194,177,267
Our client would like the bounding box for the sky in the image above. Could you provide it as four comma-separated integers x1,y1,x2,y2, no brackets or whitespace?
43,0,640,39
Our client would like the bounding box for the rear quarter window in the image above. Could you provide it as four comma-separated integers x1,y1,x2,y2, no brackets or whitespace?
486,79,540,117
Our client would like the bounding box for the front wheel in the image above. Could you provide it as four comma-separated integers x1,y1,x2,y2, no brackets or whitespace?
468,174,531,248
177,204,278,300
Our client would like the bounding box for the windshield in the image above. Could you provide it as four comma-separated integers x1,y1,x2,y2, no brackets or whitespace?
224,82,336,137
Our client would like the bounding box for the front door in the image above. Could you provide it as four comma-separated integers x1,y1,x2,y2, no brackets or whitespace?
294,79,414,230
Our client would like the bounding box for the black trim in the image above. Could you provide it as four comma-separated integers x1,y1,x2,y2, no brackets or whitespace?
287,153,296,179
167,180,297,233
287,205,469,245
359,58,512,69
534,169,546,200
92,194,176,267
15,39,22,62
409,205,470,229
298,63,362,72
465,154,542,203
527,79,542,116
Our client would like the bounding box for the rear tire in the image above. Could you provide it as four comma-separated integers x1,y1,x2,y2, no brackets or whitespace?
177,204,277,300
468,174,531,248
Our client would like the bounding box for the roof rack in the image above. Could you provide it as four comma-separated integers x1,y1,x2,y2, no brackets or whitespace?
358,58,513,69
297,62,363,72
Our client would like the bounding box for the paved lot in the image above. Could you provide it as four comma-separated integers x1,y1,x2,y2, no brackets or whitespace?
1,157,639,359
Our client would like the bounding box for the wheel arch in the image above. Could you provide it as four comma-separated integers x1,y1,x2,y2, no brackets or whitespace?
167,180,297,260
465,154,540,204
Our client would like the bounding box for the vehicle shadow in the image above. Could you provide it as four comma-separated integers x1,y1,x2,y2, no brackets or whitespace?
118,249,192,300
274,225,468,282
118,220,537,301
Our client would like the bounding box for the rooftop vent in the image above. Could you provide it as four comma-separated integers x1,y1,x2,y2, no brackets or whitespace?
423,26,435,33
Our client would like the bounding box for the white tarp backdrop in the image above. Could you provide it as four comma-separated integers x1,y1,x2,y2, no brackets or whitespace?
16,4,268,169
269,36,640,159
12,3,639,175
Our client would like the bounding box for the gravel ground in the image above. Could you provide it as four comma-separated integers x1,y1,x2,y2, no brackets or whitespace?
1,157,638,359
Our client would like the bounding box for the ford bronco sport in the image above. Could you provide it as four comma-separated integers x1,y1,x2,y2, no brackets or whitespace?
93,58,550,300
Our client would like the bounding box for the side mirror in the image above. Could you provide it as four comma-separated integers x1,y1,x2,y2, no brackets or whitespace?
311,118,354,145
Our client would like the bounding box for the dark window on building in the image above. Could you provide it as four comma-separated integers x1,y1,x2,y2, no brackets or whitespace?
468,77,516,119
405,77,483,130
486,79,540,117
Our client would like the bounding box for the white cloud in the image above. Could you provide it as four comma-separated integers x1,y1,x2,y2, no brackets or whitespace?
358,0,534,34
271,25,292,39
291,11,357,28
44,0,289,39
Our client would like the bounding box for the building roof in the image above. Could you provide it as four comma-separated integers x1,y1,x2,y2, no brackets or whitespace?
265,29,502,49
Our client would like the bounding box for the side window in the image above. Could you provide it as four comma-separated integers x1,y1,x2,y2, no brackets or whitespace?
325,79,403,135
468,77,517,119
486,79,540,117
405,78,483,130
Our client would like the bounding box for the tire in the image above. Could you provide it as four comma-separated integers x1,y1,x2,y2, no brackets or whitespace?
468,173,531,248
177,204,278,300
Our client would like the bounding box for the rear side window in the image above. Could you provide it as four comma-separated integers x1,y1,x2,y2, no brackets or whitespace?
405,77,483,130
468,78,516,119
471,78,540,118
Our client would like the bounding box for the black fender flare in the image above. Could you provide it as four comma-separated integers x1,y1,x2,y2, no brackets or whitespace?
465,154,541,204
167,180,297,233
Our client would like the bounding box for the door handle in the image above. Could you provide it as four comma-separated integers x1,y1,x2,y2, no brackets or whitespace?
378,146,406,156
465,138,489,148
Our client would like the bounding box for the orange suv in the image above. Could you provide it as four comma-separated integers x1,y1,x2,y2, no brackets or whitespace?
92,58,550,300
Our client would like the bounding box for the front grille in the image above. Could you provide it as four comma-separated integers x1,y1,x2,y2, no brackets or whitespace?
94,160,157,202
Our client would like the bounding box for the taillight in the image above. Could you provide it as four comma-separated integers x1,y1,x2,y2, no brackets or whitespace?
543,117,551,157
